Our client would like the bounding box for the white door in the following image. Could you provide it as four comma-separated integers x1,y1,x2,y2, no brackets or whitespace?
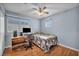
0,5,5,56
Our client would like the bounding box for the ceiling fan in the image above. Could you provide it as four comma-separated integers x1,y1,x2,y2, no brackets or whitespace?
33,6,49,16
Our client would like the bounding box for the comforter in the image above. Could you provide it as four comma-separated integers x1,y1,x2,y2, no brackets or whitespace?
32,33,58,53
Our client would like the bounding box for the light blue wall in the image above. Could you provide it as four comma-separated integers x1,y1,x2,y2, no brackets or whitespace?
41,6,79,50
5,14,40,47
7,16,40,33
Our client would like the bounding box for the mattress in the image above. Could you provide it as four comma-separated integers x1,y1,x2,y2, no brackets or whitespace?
32,33,58,53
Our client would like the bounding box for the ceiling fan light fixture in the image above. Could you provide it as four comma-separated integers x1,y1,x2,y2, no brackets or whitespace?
35,11,44,16
33,6,49,16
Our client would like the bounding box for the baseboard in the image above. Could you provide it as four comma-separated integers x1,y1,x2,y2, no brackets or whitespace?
58,43,79,52
5,45,12,48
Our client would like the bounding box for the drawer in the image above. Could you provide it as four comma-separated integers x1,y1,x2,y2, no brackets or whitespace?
12,38,25,45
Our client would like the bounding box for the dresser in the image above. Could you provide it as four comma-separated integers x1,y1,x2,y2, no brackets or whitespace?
12,36,28,49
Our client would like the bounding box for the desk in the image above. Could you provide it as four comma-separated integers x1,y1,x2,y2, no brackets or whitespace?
12,36,28,49
12,36,28,45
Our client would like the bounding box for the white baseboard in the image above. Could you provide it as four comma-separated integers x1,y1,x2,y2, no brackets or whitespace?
58,43,79,52
5,45,12,48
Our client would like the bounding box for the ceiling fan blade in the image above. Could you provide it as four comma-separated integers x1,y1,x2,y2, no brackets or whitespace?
44,12,49,14
43,7,47,10
39,7,42,12
33,8,37,10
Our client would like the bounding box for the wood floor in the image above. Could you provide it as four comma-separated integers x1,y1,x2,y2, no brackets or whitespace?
3,44,78,56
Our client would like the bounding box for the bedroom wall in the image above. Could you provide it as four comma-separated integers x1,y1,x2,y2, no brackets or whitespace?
41,6,79,50
0,4,5,55
5,11,40,48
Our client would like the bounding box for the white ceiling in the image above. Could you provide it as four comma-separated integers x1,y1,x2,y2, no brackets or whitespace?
4,3,79,19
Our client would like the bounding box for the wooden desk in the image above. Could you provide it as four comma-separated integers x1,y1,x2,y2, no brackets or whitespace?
12,36,28,49
12,36,28,45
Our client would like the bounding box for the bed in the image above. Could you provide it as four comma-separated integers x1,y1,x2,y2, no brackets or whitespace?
32,33,58,53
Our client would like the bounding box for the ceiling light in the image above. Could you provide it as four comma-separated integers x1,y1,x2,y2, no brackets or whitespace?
33,6,49,16
35,10,44,16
